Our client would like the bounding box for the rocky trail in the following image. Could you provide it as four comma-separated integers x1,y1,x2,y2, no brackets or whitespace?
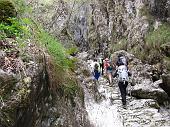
76,51,170,127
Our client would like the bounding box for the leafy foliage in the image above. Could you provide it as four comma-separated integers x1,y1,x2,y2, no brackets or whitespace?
112,38,127,52
0,0,17,23
0,18,29,39
145,23,170,49
37,30,74,69
66,47,78,56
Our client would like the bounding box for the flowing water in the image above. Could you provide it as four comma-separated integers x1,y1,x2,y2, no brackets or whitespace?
83,76,124,127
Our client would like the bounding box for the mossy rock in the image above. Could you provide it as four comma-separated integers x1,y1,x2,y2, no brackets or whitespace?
0,0,17,23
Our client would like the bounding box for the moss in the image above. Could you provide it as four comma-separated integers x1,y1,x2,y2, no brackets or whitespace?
0,0,17,23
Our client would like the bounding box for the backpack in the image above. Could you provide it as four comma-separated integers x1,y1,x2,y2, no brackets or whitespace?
117,56,127,66
117,65,129,83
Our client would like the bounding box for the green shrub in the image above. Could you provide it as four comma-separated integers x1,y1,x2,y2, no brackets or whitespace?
36,29,76,70
145,23,170,49
0,18,29,38
0,0,17,23
112,38,127,52
66,47,78,56
139,5,154,24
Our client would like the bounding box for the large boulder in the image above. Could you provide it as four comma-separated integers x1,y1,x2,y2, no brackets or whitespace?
131,79,169,104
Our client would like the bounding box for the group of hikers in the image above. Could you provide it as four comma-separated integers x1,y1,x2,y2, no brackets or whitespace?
91,53,131,109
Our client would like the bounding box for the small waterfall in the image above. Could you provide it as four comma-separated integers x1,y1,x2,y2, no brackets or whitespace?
83,76,124,127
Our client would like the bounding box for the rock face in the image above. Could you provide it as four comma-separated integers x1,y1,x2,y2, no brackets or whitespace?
161,74,170,97
0,39,90,127
28,0,170,65
26,1,161,49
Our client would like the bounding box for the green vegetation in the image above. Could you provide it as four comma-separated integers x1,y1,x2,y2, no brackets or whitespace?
145,23,170,49
66,46,78,56
0,0,16,22
0,0,81,110
135,23,170,64
1,0,83,127
139,5,154,25
112,38,127,52
0,18,29,39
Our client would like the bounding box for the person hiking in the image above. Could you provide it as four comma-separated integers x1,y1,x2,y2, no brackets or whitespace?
116,54,128,67
98,57,104,75
92,59,101,81
113,64,131,109
104,58,113,84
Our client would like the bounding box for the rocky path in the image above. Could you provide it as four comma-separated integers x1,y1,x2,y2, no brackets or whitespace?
77,51,170,127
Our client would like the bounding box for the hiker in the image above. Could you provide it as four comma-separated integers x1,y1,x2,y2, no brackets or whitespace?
113,64,131,109
92,59,101,81
116,54,128,68
98,57,104,75
104,58,113,84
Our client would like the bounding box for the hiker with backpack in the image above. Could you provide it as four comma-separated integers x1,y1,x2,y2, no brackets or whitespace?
116,54,128,68
113,62,131,109
92,59,101,81
104,58,114,84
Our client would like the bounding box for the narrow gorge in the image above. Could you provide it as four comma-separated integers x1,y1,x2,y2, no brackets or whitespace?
0,0,170,127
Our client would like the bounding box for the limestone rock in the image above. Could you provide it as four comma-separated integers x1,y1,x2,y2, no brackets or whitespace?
131,80,169,104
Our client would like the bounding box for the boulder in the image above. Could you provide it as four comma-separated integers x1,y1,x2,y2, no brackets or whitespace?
131,79,169,104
